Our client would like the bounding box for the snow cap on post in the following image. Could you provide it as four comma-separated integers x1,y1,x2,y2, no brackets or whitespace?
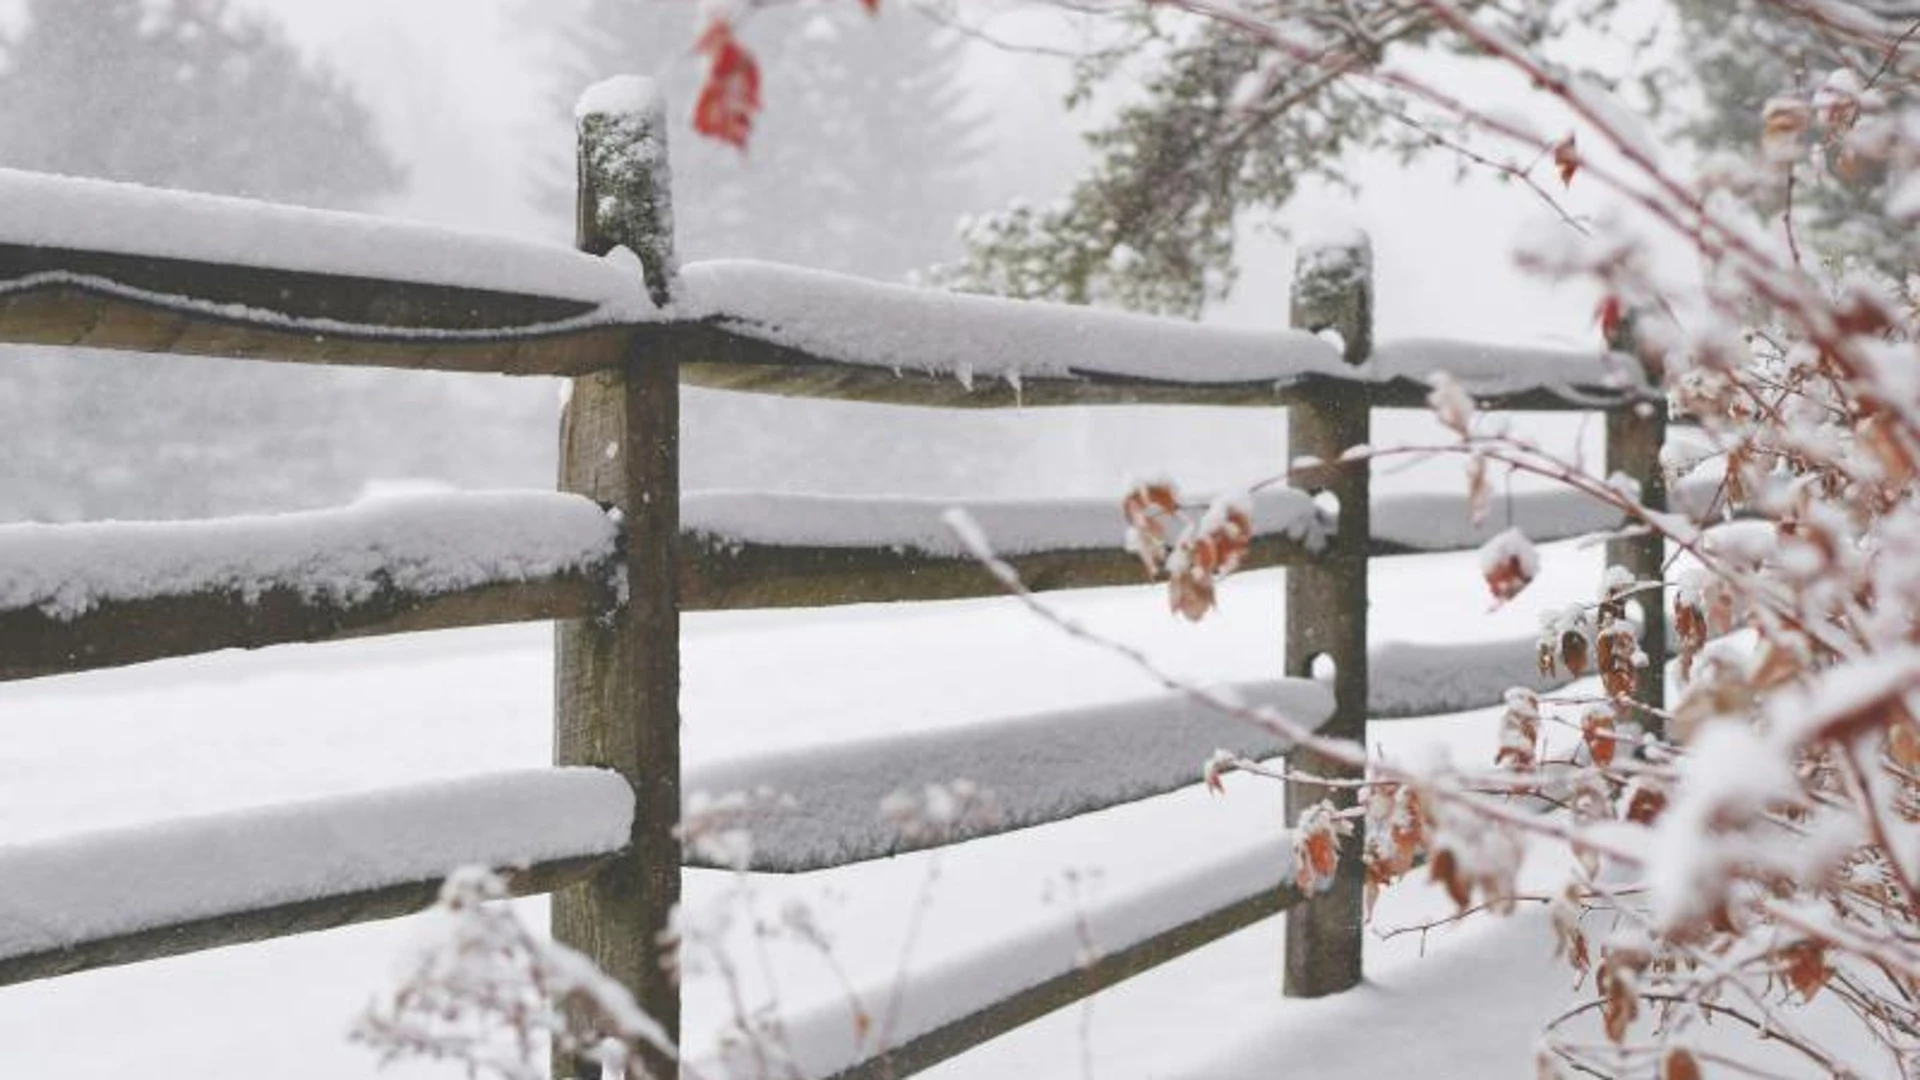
575,75,676,309
1291,227,1373,366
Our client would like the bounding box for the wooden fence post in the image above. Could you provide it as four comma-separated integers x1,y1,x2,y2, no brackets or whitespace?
1605,318,1668,727
1282,233,1372,998
555,78,681,1078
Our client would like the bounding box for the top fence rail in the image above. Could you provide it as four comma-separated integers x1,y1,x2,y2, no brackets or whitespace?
0,168,1646,410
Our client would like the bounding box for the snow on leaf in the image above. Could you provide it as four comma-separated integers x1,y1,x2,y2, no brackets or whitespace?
1427,371,1476,436
1478,527,1539,605
1497,688,1540,770
1292,800,1353,895
1121,479,1181,575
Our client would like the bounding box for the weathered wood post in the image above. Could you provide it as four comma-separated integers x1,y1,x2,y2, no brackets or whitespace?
1605,317,1668,726
1283,233,1372,998
556,77,681,1077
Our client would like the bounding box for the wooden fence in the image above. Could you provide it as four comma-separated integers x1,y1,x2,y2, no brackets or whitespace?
0,87,1665,1079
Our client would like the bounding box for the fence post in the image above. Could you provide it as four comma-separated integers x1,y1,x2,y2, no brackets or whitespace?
1282,233,1372,998
1605,318,1668,727
555,78,680,1078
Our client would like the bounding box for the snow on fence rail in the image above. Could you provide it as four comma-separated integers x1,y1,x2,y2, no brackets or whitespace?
0,492,621,681
0,177,1645,409
0,768,633,986
764,840,1303,1080
688,679,1335,872
672,260,1647,412
0,82,1673,1080
0,476,1707,685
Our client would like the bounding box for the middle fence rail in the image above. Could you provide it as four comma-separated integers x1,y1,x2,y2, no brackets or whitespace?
0,81,1668,1079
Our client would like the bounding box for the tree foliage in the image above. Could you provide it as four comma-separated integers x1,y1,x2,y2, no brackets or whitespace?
0,0,401,205
0,0,416,522
936,0,1919,318
1101,2,1920,1073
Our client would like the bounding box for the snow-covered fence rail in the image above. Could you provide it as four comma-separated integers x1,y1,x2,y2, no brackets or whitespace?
671,261,1645,413
0,81,1670,1080
0,492,621,681
0,769,633,985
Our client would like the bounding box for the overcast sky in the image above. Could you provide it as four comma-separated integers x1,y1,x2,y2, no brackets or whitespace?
0,0,1631,347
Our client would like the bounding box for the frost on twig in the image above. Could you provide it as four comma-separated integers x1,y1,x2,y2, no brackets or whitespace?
354,868,675,1080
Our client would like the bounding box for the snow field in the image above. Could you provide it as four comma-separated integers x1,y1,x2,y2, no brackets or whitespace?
0,530,1616,1077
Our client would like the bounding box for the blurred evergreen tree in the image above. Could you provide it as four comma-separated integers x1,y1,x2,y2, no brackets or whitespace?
0,0,410,521
537,1,984,280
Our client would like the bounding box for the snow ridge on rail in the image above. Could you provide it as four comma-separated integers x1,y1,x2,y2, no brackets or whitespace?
678,260,1348,387
677,260,1639,397
0,492,619,620
685,473,1714,561
0,769,633,962
686,678,1334,872
0,168,651,314
690,837,1293,1077
683,488,1326,558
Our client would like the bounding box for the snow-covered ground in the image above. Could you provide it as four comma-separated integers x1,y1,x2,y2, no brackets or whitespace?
0,531,1620,1079
0,520,1886,1078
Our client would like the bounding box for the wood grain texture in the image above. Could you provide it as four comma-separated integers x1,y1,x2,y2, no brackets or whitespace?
678,325,1640,412
0,276,634,375
679,531,1317,611
552,100,682,1079
0,570,614,683
1283,237,1372,1000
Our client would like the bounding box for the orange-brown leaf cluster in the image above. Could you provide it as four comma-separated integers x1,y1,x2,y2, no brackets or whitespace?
1293,801,1354,896
1122,481,1181,574
1553,134,1580,187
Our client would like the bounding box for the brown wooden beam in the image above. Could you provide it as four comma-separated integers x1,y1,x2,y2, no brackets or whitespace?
679,531,1316,611
0,279,636,376
0,854,610,987
678,326,1642,412
0,569,615,683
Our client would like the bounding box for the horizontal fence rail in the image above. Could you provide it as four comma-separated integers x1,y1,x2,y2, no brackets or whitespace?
0,768,633,986
0,493,621,681
0,173,1645,411
0,474,1723,684
687,679,1335,872
756,838,1309,1080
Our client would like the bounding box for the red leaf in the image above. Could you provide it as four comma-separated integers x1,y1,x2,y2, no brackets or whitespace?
858,0,880,11
1479,528,1538,605
693,20,762,149
1553,134,1579,187
1582,705,1618,768
1596,293,1624,345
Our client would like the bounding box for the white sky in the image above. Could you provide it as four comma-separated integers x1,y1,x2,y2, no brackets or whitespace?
0,0,1646,347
